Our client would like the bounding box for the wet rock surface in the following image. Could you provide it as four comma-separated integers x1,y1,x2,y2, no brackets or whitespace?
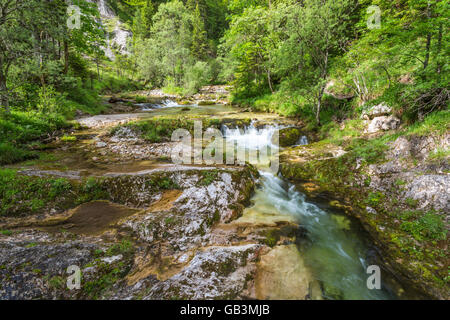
0,99,314,300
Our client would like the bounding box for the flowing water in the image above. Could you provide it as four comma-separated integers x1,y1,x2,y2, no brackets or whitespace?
223,123,399,300
137,99,191,111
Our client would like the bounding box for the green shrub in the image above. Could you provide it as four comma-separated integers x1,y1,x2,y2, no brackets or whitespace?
183,61,213,95
0,111,68,145
36,86,67,114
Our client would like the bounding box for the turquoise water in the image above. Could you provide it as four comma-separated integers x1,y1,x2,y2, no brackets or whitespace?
255,171,395,299
224,124,400,300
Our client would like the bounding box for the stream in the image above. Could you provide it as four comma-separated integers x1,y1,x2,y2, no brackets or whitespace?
223,122,398,300
15,100,417,300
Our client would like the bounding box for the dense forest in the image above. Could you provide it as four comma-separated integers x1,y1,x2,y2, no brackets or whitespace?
1,0,448,165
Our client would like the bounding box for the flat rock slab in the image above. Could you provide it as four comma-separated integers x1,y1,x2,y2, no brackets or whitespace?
255,245,321,300
78,113,150,128
41,201,140,236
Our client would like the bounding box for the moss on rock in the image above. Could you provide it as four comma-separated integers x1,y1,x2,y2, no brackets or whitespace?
280,142,449,299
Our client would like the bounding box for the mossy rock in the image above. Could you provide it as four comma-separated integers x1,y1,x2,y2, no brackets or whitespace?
177,100,192,105
277,127,303,147
197,100,216,106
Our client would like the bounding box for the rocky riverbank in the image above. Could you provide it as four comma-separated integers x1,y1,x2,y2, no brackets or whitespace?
280,122,449,299
0,97,313,300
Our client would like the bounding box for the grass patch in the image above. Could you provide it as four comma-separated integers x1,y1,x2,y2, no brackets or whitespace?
0,111,69,145
0,110,70,165
346,137,391,164
406,110,450,137
111,117,223,143
429,147,450,161
145,176,179,190
48,276,65,289
0,143,38,165
106,240,134,257
199,170,219,186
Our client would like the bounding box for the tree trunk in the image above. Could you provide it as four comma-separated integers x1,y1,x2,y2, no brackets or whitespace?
436,23,443,75
0,54,8,111
64,40,69,74
423,1,432,70
316,85,325,125
423,33,431,70
315,50,329,125
0,72,9,113
267,69,274,93
96,59,100,81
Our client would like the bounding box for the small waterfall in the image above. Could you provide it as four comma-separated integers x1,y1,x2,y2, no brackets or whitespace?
97,0,114,18
297,135,309,146
161,99,180,108
222,121,280,150
135,99,182,111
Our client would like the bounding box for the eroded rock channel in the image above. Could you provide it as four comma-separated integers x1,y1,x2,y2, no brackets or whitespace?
0,98,440,300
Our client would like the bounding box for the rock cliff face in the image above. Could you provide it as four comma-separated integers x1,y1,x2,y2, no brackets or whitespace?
368,134,450,215
280,132,449,299
88,0,132,59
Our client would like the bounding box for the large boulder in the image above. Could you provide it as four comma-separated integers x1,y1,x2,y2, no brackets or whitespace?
277,127,310,147
365,115,400,133
361,103,392,120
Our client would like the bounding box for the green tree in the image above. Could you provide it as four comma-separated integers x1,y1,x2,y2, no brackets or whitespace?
278,0,358,124
0,0,36,110
221,5,278,96
136,0,193,87
191,3,209,60
131,0,155,39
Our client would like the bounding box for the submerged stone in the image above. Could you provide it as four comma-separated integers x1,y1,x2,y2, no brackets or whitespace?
255,245,321,300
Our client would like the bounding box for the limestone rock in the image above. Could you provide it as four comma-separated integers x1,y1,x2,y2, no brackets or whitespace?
366,116,400,133
144,244,261,300
361,103,392,120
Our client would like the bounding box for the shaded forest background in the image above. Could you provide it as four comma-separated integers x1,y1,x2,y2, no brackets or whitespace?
0,0,448,164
